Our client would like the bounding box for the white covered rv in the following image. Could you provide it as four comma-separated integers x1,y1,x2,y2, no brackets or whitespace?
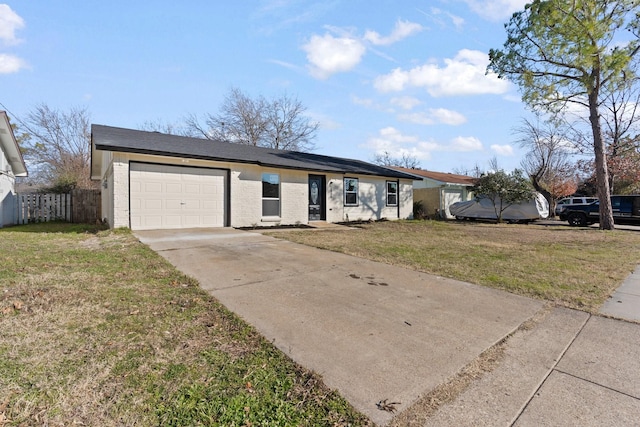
449,193,549,223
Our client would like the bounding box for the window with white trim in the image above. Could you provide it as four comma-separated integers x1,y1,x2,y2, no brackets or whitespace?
262,173,280,216
344,178,358,206
386,181,398,206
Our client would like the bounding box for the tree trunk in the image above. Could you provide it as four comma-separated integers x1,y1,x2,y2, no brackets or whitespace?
589,92,615,230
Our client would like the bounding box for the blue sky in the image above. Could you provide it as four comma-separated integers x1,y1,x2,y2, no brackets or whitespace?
1,1,535,174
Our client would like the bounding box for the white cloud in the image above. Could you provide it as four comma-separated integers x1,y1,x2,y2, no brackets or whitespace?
302,33,366,79
0,4,24,45
450,136,483,151
351,95,376,108
464,0,528,22
307,111,342,130
390,96,422,110
363,127,437,160
430,7,465,30
491,144,514,155
362,128,489,162
398,108,467,126
363,19,424,46
0,53,27,74
373,49,510,96
303,19,424,80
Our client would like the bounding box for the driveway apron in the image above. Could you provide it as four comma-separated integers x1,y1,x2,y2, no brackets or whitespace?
136,228,543,425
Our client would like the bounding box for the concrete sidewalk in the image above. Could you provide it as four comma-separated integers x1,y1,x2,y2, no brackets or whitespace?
600,265,640,322
136,228,640,426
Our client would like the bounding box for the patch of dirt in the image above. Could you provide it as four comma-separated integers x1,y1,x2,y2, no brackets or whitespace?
389,305,552,426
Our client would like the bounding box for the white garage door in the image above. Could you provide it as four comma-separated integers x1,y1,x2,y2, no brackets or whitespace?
443,190,463,219
130,163,226,230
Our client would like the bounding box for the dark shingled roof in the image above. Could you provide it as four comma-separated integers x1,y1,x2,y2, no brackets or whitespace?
91,124,420,180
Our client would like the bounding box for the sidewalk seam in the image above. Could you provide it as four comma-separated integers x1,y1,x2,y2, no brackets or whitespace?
509,312,592,426
552,368,640,401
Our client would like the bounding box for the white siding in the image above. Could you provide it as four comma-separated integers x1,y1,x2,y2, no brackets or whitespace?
0,147,16,227
325,175,414,223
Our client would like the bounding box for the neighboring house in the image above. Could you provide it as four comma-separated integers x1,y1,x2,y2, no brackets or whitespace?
0,111,28,228
392,167,475,219
90,125,418,230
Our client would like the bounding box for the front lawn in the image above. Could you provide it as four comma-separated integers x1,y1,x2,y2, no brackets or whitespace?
267,220,640,311
0,223,370,426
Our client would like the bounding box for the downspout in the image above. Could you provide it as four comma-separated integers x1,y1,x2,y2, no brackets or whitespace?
396,179,400,219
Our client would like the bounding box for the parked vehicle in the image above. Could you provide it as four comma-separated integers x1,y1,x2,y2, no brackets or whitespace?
555,196,598,217
564,195,640,226
450,193,549,223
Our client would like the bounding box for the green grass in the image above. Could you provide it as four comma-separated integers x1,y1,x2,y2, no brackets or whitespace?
268,220,640,311
0,223,371,426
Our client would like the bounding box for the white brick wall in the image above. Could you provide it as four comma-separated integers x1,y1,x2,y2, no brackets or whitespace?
111,154,130,228
326,175,414,222
100,152,414,228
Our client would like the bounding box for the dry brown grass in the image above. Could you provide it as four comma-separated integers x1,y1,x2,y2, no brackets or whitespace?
0,224,370,426
268,220,640,311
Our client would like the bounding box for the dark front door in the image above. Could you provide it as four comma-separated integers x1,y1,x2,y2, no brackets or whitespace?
308,175,326,221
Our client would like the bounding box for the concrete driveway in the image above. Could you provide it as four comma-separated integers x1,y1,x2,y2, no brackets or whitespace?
136,228,640,426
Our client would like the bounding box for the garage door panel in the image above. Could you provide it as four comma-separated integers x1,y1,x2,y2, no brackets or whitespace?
166,183,182,194
163,216,182,227
130,163,226,230
145,199,163,210
184,184,201,194
444,190,463,219
202,200,219,209
144,182,163,192
202,185,219,195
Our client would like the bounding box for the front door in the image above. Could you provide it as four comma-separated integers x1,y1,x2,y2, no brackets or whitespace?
308,175,326,221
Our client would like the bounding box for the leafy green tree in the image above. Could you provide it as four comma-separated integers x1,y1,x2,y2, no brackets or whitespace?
488,0,640,229
471,169,537,223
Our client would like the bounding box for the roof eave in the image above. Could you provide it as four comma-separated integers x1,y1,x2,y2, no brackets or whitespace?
0,111,28,177
94,143,420,180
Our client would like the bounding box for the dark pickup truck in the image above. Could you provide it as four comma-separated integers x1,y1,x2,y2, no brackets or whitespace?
564,195,640,226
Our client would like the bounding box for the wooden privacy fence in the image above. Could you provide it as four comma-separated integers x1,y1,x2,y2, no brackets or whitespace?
16,190,101,225
71,189,101,224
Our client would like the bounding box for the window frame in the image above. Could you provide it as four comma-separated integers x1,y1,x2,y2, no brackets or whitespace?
261,173,281,217
343,177,359,206
386,180,398,207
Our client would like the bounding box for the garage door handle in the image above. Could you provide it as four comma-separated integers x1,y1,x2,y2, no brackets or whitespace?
180,202,186,205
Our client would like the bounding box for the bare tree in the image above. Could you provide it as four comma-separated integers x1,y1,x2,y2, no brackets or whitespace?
19,104,96,191
601,65,640,193
453,164,483,178
265,94,319,151
138,119,192,136
185,88,318,151
514,117,579,215
372,151,420,168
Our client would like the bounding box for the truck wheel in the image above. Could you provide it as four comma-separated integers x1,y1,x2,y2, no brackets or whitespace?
567,212,587,227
